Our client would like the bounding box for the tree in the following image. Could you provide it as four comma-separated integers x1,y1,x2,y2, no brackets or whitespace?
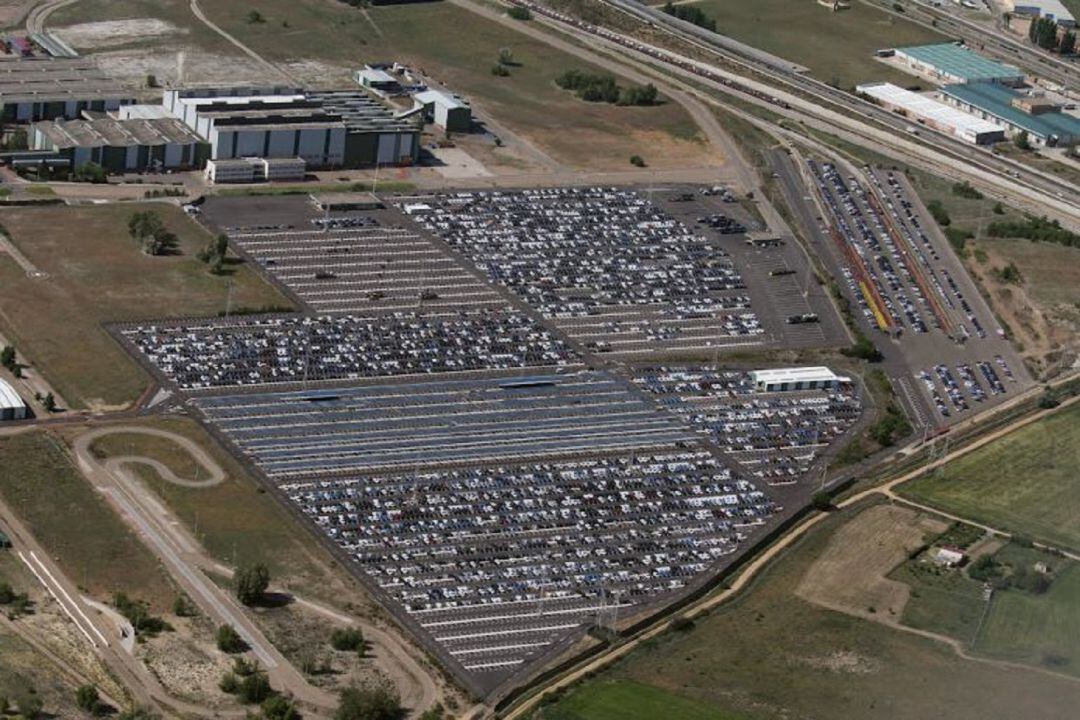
216,623,248,653
145,73,159,88
1014,130,1032,151
248,9,266,23
1060,30,1076,55
812,491,833,512
497,47,515,66
42,392,56,413
234,563,270,605
73,161,108,183
507,6,531,20
237,672,273,704
629,155,646,168
215,233,229,258
75,684,106,716
335,685,403,720
0,345,15,371
127,210,176,256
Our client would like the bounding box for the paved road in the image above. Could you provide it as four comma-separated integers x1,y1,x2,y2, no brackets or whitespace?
499,376,1079,719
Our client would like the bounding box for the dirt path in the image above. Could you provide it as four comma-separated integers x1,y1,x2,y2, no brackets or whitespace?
73,424,441,715
25,0,78,33
500,376,1080,718
188,0,298,84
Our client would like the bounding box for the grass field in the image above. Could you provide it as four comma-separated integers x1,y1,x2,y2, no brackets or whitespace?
687,0,942,89
533,501,1080,720
0,630,82,717
76,417,376,612
975,547,1080,672
535,679,749,720
0,203,289,410
899,402,1080,552
0,431,176,611
53,0,713,170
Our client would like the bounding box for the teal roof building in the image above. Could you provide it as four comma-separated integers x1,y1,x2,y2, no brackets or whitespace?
894,43,1025,85
939,82,1080,146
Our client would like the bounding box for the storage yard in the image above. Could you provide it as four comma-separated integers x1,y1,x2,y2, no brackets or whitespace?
804,159,1031,424
104,184,870,694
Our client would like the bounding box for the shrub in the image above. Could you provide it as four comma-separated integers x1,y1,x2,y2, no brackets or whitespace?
330,627,365,652
812,491,833,512
630,155,646,168
335,685,402,720
668,616,695,632
951,181,983,200
234,563,270,606
216,624,248,654
76,684,105,715
926,199,951,227
507,6,531,19
491,64,510,77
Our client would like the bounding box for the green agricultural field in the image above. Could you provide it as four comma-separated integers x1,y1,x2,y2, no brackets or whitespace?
533,502,1080,720
0,431,176,610
0,204,289,410
975,554,1080,672
899,402,1080,552
685,0,943,89
535,679,749,720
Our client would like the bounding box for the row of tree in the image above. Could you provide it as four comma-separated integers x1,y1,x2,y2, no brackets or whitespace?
127,210,179,256
554,70,659,106
1027,16,1076,54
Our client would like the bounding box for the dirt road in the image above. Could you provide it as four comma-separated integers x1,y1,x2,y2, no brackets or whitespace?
72,425,441,715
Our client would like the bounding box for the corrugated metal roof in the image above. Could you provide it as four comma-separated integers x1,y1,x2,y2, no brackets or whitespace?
940,81,1080,141
895,43,1023,81
0,378,24,411
856,82,1004,137
749,367,850,385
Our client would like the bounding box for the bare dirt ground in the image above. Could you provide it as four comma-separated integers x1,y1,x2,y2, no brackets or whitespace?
135,614,235,709
965,239,1080,378
0,0,32,27
52,18,187,48
795,504,948,619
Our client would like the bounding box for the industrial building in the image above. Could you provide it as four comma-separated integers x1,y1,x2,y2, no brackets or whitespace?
30,117,208,171
0,57,134,122
891,43,1025,86
0,379,26,421
939,82,1080,146
356,66,403,96
163,86,420,168
1006,0,1075,27
749,367,851,393
857,82,1006,145
413,89,472,132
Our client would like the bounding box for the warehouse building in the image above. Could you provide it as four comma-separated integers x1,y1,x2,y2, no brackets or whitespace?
1006,0,1075,27
0,57,134,122
892,43,1025,86
413,89,472,132
857,82,1006,145
939,82,1080,146
163,87,419,168
30,117,208,171
0,379,26,421
750,367,851,393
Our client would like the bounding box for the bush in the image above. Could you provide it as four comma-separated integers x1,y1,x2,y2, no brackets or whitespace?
262,695,301,720
73,162,108,184
76,685,106,715
811,491,832,512
993,261,1022,284
216,624,248,654
661,1,716,31
330,627,365,652
868,405,911,447
491,64,510,77
507,6,531,19
237,672,273,705
944,226,973,253
986,215,1080,248
968,555,1003,582
335,685,402,720
629,155,646,168
841,333,883,362
951,181,983,200
113,592,171,637
668,616,695,632
926,199,951,227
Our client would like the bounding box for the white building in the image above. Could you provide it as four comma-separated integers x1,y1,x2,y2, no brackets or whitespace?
749,367,851,392
205,156,306,184
0,379,26,421
413,89,472,132
163,87,419,169
1006,0,1075,27
856,82,1006,145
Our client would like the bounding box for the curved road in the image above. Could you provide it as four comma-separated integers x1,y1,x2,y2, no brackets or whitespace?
73,425,440,716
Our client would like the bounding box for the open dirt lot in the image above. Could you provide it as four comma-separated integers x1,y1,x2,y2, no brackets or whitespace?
796,504,948,619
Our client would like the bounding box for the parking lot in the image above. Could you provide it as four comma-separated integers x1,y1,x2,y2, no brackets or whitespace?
801,159,1031,425
633,368,862,485
121,313,576,390
281,450,775,682
193,371,695,474
396,187,844,356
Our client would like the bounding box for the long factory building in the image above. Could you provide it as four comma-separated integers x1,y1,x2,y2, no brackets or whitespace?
856,82,1006,145
30,116,209,171
939,81,1080,147
163,86,421,168
0,56,134,121
890,43,1026,86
